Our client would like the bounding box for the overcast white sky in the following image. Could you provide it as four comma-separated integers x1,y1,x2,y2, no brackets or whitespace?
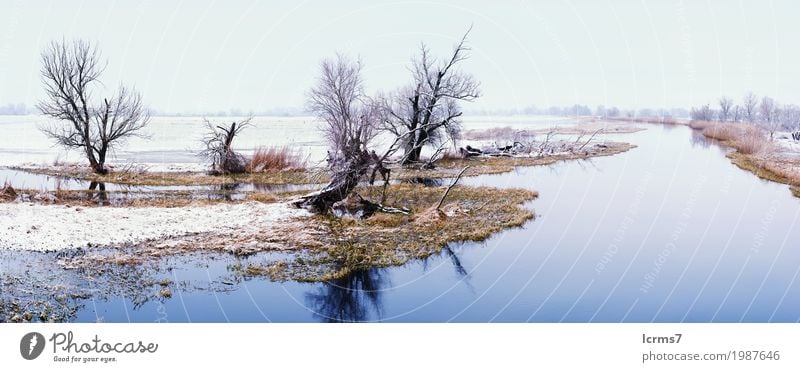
1,0,799,113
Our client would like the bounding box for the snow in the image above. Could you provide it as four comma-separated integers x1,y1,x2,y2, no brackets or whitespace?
0,201,310,251
774,131,800,155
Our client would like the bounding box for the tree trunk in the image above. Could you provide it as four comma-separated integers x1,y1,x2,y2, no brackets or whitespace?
96,144,109,175
86,146,107,174
294,151,369,213
404,130,428,164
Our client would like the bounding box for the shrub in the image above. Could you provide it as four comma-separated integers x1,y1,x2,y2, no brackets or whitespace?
247,146,306,172
700,122,767,155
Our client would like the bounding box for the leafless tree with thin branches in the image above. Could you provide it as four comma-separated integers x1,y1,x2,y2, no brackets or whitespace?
381,28,480,165
37,40,150,174
743,92,759,123
759,96,780,140
732,105,743,122
718,96,733,122
199,117,252,174
294,54,382,212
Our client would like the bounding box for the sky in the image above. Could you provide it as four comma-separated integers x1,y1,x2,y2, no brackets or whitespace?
1,0,799,114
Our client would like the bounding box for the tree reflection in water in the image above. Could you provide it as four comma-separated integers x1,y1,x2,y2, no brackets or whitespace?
88,182,109,205
306,244,474,322
305,268,387,322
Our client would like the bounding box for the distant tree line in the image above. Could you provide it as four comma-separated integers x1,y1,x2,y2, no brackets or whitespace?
690,92,800,140
0,103,31,115
470,104,690,119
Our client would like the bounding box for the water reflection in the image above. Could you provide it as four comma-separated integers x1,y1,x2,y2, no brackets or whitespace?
689,130,713,148
87,182,109,205
401,177,444,187
305,269,387,322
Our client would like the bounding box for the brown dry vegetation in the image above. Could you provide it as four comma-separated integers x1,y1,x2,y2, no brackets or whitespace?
690,120,800,195
0,188,300,208
247,146,306,172
697,121,768,154
242,183,538,281
13,165,326,187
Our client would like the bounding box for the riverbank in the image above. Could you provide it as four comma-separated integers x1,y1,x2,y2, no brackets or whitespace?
688,120,800,197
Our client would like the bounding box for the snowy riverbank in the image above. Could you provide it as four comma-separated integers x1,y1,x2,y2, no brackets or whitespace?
0,201,309,251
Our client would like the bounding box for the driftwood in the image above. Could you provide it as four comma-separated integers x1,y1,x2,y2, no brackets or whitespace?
575,128,604,152
330,193,409,219
459,145,483,158
294,149,370,213
437,166,470,211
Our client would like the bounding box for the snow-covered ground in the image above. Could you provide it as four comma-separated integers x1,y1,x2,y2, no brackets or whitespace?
0,201,309,251
775,131,800,156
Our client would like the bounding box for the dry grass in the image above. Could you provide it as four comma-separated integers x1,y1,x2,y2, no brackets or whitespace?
699,122,768,155
247,146,306,172
238,183,539,282
727,153,799,186
1,182,17,202
15,166,327,187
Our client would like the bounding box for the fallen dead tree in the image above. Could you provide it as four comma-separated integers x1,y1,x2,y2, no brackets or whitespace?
436,166,470,211
452,129,605,161
200,118,252,175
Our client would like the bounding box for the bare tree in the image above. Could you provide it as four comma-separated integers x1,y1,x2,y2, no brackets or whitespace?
381,29,480,165
742,92,759,123
690,104,714,121
37,40,149,174
732,105,743,122
759,96,780,139
294,54,380,212
199,118,252,174
779,104,800,138
718,96,733,122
